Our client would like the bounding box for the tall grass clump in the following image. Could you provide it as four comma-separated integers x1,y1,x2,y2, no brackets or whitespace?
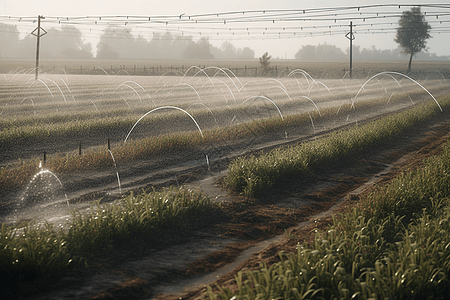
225,97,450,197
0,186,215,297
206,136,450,300
66,186,215,253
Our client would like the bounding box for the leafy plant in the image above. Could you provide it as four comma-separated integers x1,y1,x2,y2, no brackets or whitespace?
208,137,450,299
0,186,215,297
224,96,450,197
259,52,272,76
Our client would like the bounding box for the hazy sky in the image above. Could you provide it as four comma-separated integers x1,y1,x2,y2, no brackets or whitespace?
1,0,449,58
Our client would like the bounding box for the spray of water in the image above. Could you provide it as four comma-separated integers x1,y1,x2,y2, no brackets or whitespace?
46,78,68,102
307,80,332,97
121,97,132,109
351,71,442,111
210,67,244,91
181,66,213,85
60,78,72,93
242,95,284,121
108,149,122,194
298,96,322,117
124,105,204,143
96,66,110,76
174,83,203,103
124,105,209,167
272,86,320,132
20,97,36,107
262,78,290,93
9,68,35,83
287,69,315,88
29,79,55,98
186,102,218,124
120,81,153,103
380,73,414,106
117,83,143,102
18,164,67,208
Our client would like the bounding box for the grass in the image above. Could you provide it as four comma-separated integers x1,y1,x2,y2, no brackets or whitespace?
3,58,450,79
224,95,450,198
206,132,450,300
0,87,431,197
0,186,217,298
1,84,449,298
0,102,321,195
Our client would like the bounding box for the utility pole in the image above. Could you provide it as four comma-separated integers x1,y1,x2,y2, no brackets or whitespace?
345,21,355,79
31,15,47,81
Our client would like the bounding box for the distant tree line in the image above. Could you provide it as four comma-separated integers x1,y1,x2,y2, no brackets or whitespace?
0,23,254,60
95,27,255,60
294,42,449,61
0,23,93,59
1,22,447,61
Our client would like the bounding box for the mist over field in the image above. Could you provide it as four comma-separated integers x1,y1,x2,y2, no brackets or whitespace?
2,3,450,298
1,21,448,61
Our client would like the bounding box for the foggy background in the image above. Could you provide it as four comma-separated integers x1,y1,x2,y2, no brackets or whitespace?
1,22,448,61
1,1,449,61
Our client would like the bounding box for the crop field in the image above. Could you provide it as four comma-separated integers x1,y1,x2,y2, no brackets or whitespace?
2,58,450,79
1,64,449,223
1,61,450,298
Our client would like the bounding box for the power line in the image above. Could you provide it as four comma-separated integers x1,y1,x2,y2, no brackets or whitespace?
0,5,449,42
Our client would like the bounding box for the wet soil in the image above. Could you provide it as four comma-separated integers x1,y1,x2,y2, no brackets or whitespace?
7,92,450,299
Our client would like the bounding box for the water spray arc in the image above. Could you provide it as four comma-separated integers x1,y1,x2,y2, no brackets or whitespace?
351,71,443,111
242,95,284,121
108,149,122,194
18,162,69,209
124,105,210,169
124,105,204,143
1,61,447,232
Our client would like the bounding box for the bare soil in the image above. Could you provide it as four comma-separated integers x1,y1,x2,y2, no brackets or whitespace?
7,91,450,300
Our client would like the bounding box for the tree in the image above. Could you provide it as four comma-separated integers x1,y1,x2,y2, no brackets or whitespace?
97,27,145,59
0,23,21,58
210,42,255,59
96,42,119,59
221,42,237,58
182,37,214,59
55,26,92,59
295,43,346,61
237,47,255,59
259,52,272,75
395,7,431,72
295,45,315,60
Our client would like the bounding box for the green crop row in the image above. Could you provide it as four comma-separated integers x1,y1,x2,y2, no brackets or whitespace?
206,134,450,300
0,93,435,197
0,186,216,298
224,96,450,198
0,105,320,196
